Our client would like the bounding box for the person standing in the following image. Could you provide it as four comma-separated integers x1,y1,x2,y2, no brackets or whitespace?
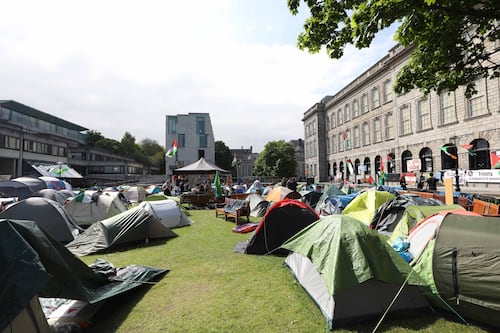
427,172,437,191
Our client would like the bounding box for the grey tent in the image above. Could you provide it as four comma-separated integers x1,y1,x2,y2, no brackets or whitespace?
0,197,82,243
32,188,75,205
245,193,269,217
0,180,33,200
282,215,429,329
12,177,47,193
66,206,177,256
369,194,444,236
0,218,167,332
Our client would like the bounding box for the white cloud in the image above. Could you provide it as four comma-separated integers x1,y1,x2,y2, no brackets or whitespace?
0,0,397,152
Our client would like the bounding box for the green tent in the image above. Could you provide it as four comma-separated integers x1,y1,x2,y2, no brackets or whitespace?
341,190,395,225
66,206,177,256
388,204,463,245
282,215,428,328
413,213,500,329
0,218,168,331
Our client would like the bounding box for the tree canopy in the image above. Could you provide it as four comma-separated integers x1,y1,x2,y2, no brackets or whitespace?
253,140,297,178
288,0,500,97
84,130,166,172
215,140,233,171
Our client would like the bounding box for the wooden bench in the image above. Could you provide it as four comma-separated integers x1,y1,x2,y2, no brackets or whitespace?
215,198,249,224
457,196,473,211
215,198,232,218
472,199,500,216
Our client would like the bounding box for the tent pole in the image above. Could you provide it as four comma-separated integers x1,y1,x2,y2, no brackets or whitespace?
371,269,414,333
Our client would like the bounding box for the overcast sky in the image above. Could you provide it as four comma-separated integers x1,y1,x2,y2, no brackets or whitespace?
0,0,397,153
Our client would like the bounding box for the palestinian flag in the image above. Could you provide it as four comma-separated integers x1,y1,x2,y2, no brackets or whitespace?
166,139,178,158
461,144,476,156
490,152,500,169
346,159,354,175
231,154,238,167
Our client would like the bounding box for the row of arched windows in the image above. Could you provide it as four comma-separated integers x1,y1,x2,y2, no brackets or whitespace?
328,139,491,178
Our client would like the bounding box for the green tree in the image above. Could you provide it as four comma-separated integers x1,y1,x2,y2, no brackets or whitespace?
215,140,233,171
140,139,166,172
288,0,500,97
85,130,104,146
120,132,137,156
253,141,297,178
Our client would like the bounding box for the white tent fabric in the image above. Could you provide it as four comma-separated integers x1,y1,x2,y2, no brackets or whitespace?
64,191,127,227
138,200,192,228
122,186,148,203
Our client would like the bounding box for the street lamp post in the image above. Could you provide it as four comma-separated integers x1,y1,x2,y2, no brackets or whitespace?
449,136,461,192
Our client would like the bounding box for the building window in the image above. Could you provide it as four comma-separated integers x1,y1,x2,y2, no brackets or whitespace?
371,87,380,109
196,117,205,134
384,112,394,140
332,135,337,153
439,92,457,125
373,117,382,143
168,117,177,134
331,113,336,128
420,147,434,172
383,79,392,103
352,99,359,118
467,79,487,118
337,109,343,125
417,97,432,131
399,104,412,135
345,129,351,150
344,104,350,122
362,122,370,146
470,138,489,169
0,135,20,149
338,133,344,152
361,94,368,114
326,115,330,130
178,134,185,147
199,134,207,148
353,126,360,148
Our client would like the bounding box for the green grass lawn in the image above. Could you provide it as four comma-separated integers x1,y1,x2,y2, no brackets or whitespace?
82,208,488,333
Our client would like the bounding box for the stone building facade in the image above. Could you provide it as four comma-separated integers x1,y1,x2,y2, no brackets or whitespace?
303,44,500,191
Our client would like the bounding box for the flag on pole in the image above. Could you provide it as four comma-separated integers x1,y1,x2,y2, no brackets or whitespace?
461,144,476,156
213,170,223,199
380,159,386,179
343,131,349,149
387,155,394,169
231,154,238,167
440,146,457,159
490,152,500,169
166,139,178,158
346,158,354,175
